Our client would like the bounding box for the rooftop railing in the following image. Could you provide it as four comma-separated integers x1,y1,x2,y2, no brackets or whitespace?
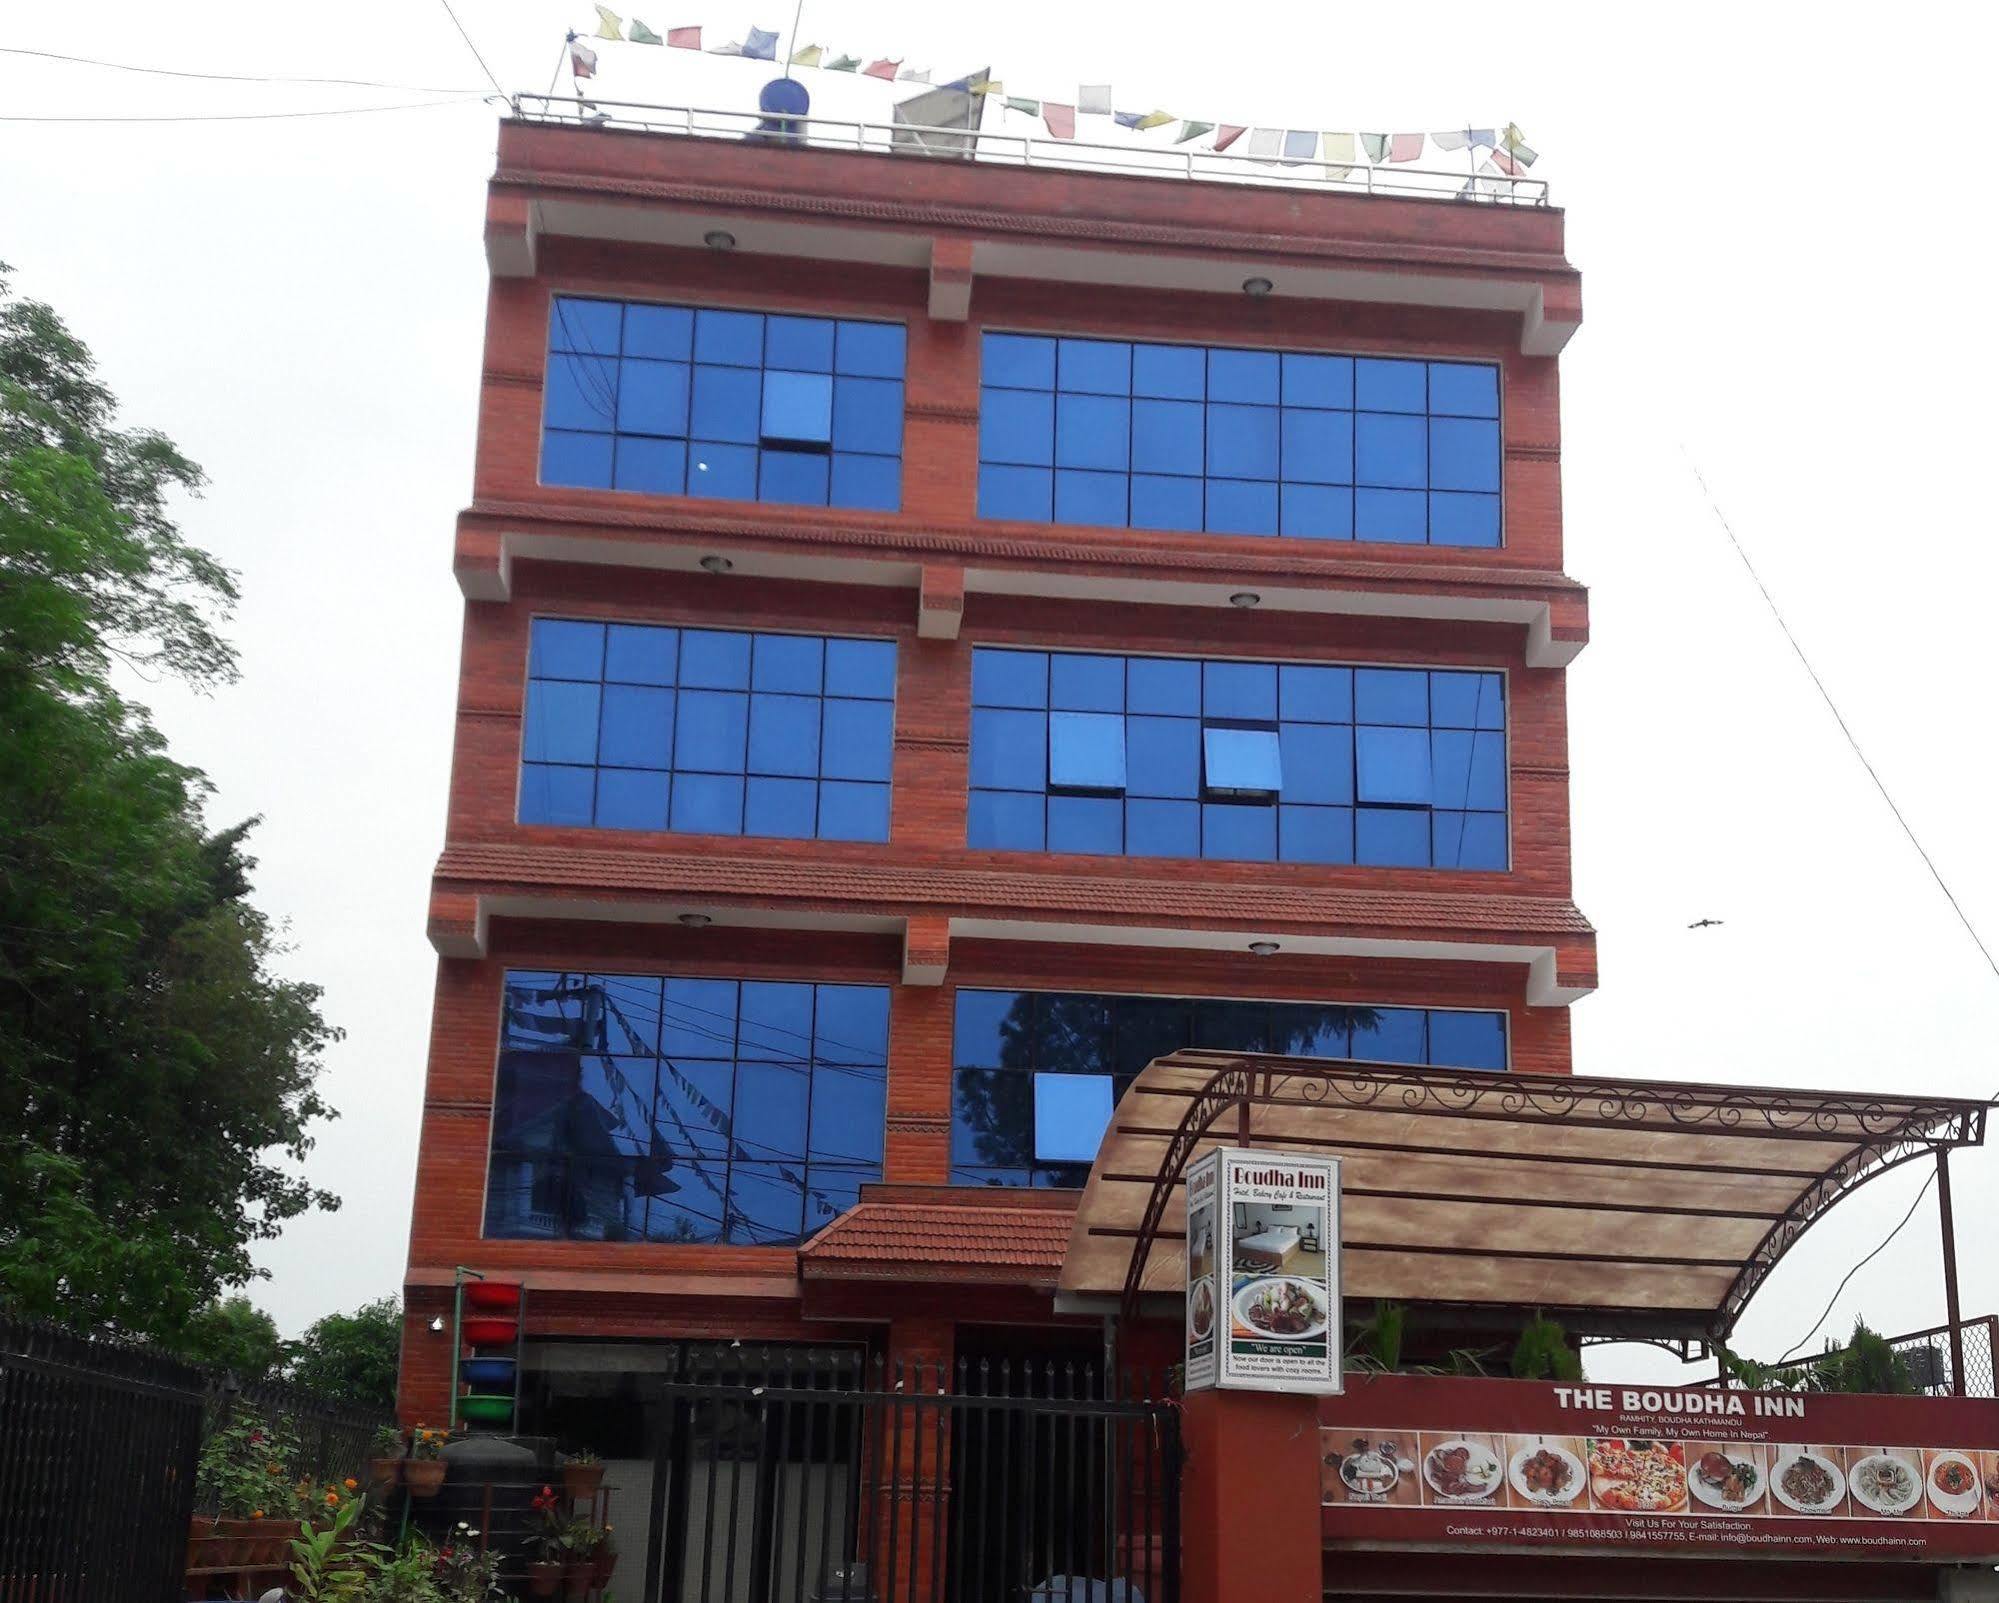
508,93,1553,207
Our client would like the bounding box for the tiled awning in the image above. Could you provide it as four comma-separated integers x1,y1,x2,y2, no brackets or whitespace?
800,1189,1074,1285
1057,1052,1989,1340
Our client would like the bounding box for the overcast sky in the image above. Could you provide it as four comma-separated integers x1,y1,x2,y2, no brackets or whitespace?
6,1,1996,1381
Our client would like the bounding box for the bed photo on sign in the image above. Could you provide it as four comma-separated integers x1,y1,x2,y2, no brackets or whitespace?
1230,1201,1328,1285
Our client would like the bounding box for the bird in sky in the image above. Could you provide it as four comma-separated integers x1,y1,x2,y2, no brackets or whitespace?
1687,917,1725,930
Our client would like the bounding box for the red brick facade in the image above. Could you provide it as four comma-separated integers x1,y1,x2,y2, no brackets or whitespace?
401,124,1588,1420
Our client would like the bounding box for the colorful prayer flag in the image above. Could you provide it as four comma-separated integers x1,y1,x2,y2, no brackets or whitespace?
863,57,901,80
1005,96,1040,115
666,25,700,47
1360,132,1388,162
1467,127,1496,148
973,79,1005,95
593,5,623,40
629,18,662,43
1175,120,1215,144
826,54,860,71
1078,84,1113,115
743,26,777,59
570,40,599,77
1488,148,1520,175
710,38,744,54
1388,132,1423,162
1322,131,1357,175
1113,110,1143,129
1282,128,1316,160
1501,122,1539,166
789,43,824,65
1212,124,1246,151
1432,128,1470,151
1247,127,1282,158
1136,110,1174,130
1041,102,1076,139
897,65,930,82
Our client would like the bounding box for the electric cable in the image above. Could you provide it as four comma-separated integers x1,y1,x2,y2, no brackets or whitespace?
0,96,486,123
0,43,479,94
433,0,507,98
1774,1168,1940,1365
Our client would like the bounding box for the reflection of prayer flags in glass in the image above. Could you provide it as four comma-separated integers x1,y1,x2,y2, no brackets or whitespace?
1360,132,1388,162
1213,123,1246,151
826,54,860,71
1282,128,1317,159
630,18,662,43
1388,131,1423,162
666,25,700,47
1175,119,1215,144
1042,102,1076,139
594,5,623,39
1078,83,1113,114
1323,131,1357,175
743,26,778,59
864,57,901,79
1137,110,1174,130
790,43,824,65
1114,110,1143,129
1248,127,1282,158
570,40,599,76
1006,96,1040,115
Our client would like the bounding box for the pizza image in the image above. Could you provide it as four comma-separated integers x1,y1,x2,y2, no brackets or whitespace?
1587,1439,1688,1513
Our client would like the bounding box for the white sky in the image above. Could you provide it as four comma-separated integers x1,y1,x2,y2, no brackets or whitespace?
5,1,1995,1385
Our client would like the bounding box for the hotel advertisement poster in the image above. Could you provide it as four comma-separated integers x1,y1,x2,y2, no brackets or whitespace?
1321,1373,1999,1562
1185,1148,1342,1395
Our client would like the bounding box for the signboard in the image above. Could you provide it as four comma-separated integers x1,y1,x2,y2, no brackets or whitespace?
1185,1148,1341,1396
1321,1373,1999,1563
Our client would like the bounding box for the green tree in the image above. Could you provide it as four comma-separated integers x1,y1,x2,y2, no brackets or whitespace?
177,1294,288,1380
287,1296,402,1410
0,264,340,1339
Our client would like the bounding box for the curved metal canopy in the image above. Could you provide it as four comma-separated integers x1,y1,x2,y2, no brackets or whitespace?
1057,1052,1988,1340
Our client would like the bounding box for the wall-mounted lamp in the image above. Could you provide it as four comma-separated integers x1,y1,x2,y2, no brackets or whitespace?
703,229,738,251
428,1316,447,1334
1248,940,1281,956
699,554,734,574
1242,276,1274,298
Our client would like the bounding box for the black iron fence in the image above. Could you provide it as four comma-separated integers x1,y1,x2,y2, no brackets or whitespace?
200,1371,396,1512
648,1350,1181,1603
0,1313,206,1603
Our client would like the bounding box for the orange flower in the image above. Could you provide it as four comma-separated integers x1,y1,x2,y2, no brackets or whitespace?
343,1478,358,1490
266,1462,281,1474
251,1510,265,1520
323,1491,339,1507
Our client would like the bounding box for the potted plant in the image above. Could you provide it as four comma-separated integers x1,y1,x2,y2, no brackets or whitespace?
525,1484,567,1598
367,1425,405,1491
192,1417,302,1570
560,1521,604,1598
561,1447,603,1504
592,1524,618,1588
405,1424,448,1497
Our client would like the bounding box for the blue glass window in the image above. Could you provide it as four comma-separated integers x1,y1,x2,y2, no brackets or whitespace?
519,620,895,842
541,296,904,510
950,988,1507,1187
486,970,886,1244
968,648,1506,868
977,333,1499,546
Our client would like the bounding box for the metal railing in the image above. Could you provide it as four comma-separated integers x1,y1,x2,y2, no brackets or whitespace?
509,94,1551,207
201,1370,399,1511
648,1347,1182,1603
1707,1315,1997,1398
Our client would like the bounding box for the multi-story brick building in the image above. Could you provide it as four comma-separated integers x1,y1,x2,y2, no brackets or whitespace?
402,96,1599,1590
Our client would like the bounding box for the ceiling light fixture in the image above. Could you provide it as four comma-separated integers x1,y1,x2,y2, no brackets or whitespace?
1248,940,1280,956
1229,591,1261,608
703,229,738,251
1242,276,1273,298
678,912,713,928
428,1316,447,1334
699,554,734,574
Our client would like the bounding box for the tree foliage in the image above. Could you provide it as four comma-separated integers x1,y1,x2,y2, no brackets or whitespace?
0,263,340,1338
288,1295,402,1410
178,1293,289,1380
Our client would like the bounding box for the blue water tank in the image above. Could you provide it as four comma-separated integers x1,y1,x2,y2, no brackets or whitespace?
752,76,810,144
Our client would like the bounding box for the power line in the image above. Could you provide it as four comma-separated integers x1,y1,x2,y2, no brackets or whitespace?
434,0,507,99
1685,451,1999,985
0,96,488,124
0,44,480,94
1774,1168,1939,1365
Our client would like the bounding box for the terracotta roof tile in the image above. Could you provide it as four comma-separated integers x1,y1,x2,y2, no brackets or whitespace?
799,1202,1072,1281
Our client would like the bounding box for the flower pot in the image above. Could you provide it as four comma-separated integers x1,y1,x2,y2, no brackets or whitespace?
404,1458,447,1498
562,1558,593,1598
367,1455,402,1490
460,1355,516,1389
242,1516,295,1568
212,1516,262,1566
458,1392,515,1425
563,1461,605,1502
463,1279,522,1310
461,1316,517,1346
526,1559,564,1598
593,1548,618,1586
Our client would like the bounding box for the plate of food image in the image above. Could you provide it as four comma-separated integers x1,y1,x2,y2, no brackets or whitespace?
1423,1439,1503,1503
1689,1447,1765,1513
1587,1439,1688,1513
1232,1276,1329,1343
1332,1437,1410,1500
1770,1450,1846,1515
1928,1452,1982,1518
1188,1280,1215,1340
1848,1452,1923,1516
1509,1442,1585,1506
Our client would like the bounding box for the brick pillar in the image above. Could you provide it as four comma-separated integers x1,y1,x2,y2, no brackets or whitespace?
873,1317,954,1602
1180,1389,1321,1603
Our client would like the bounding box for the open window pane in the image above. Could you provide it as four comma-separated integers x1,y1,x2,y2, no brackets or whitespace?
1202,725,1283,797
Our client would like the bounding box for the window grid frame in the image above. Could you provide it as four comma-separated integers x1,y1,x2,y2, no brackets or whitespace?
484,968,890,1247
517,617,897,843
539,295,907,510
967,646,1510,869
975,329,1503,547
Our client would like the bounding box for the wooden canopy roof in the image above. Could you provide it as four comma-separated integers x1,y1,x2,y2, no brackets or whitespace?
1056,1052,1989,1340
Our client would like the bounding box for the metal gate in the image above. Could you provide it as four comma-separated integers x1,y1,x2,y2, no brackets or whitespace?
644,1350,1180,1603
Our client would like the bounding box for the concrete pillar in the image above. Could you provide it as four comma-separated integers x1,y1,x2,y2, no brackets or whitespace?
1181,1388,1321,1603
